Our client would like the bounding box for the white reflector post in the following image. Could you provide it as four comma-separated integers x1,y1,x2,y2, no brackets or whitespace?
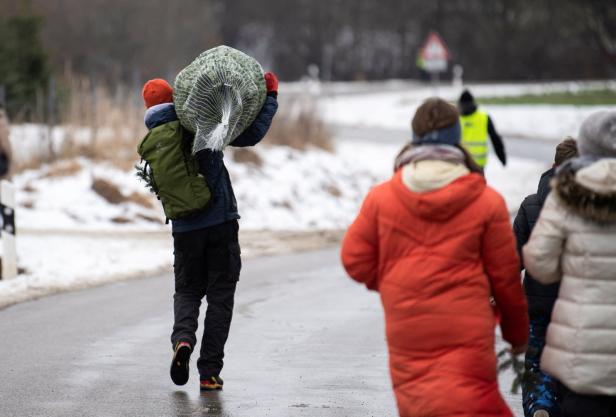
1,180,17,280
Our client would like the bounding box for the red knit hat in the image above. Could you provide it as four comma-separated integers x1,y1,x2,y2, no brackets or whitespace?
142,78,173,108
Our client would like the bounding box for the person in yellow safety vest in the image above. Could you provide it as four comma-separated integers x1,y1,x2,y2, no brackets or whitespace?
458,90,506,170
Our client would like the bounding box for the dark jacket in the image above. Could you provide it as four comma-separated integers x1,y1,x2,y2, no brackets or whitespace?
460,102,507,166
172,94,278,233
513,167,559,320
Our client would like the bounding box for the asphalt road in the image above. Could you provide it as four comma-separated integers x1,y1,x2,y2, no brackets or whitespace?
332,124,556,162
0,249,398,417
0,247,523,417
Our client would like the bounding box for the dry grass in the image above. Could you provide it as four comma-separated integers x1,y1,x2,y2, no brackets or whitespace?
127,191,155,209
60,76,146,167
110,216,132,224
231,148,263,167
91,177,154,211
42,159,83,178
12,75,146,173
323,183,342,198
272,200,293,210
263,98,333,151
13,77,333,174
113,213,163,224
22,183,37,193
21,200,35,209
91,177,126,204
136,213,163,224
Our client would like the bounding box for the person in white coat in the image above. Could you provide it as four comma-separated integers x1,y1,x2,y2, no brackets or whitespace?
523,110,616,417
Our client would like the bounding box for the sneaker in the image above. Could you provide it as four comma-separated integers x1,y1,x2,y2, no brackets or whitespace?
170,342,191,386
522,368,559,417
200,376,224,391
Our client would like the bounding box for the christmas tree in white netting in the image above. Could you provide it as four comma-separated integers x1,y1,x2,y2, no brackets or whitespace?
174,46,267,153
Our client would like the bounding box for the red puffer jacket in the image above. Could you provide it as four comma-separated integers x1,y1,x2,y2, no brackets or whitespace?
341,171,528,417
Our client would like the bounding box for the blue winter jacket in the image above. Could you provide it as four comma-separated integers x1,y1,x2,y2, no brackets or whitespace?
172,94,278,233
144,103,178,129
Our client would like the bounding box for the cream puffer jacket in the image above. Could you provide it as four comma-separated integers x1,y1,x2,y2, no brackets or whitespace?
523,158,616,395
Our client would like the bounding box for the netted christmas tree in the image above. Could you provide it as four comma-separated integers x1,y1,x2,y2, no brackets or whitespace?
174,46,267,154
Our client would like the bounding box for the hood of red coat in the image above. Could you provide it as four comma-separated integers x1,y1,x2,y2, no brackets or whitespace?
391,170,487,221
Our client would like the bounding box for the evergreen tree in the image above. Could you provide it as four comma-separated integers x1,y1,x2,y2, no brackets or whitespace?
0,13,50,120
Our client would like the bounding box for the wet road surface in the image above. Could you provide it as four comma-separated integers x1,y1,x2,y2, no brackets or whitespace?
0,247,523,416
332,124,556,162
0,249,398,417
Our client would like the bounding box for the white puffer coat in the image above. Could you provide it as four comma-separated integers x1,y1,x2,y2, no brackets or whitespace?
523,158,616,395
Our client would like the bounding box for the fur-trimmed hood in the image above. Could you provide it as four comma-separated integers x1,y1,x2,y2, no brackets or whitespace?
552,158,616,223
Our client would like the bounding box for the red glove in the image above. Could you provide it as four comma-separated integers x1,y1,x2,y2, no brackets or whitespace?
264,72,278,94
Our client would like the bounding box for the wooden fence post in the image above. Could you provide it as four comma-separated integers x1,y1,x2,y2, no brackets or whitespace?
1,180,17,280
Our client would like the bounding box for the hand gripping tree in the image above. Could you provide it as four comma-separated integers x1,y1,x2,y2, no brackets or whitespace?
173,46,267,154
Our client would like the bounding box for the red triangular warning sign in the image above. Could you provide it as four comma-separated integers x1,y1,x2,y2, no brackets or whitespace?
420,31,450,61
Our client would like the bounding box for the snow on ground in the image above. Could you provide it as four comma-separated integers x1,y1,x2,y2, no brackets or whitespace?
15,158,164,231
9,141,545,234
0,137,545,308
0,232,172,308
317,80,615,140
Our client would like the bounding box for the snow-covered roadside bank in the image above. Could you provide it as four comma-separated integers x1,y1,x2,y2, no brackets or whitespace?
0,232,172,310
1,117,546,309
316,81,615,141
0,229,344,310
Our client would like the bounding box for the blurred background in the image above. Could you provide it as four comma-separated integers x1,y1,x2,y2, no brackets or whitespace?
0,3,615,415
0,0,614,121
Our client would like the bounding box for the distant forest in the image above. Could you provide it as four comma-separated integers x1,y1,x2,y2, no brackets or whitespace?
1,0,614,83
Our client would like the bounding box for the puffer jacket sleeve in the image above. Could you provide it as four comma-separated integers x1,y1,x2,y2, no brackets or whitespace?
341,191,380,291
482,191,529,347
523,194,566,285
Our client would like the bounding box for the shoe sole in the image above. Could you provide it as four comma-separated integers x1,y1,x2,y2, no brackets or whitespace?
200,383,223,391
170,345,191,386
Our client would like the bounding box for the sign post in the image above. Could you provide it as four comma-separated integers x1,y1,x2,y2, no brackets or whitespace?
418,31,451,92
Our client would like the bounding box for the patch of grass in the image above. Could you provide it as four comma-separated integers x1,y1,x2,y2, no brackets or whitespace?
110,216,132,224
135,213,163,224
323,182,342,198
91,177,126,204
11,76,146,173
478,89,616,106
43,160,83,178
265,98,333,151
21,199,35,209
92,177,155,212
127,192,155,209
22,183,37,193
232,148,263,167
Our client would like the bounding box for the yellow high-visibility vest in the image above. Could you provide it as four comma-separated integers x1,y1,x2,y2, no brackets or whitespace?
460,110,489,167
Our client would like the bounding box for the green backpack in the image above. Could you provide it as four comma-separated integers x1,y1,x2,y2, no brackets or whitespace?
136,120,211,220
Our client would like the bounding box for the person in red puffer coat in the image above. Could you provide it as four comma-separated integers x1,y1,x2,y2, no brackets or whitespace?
341,98,529,417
